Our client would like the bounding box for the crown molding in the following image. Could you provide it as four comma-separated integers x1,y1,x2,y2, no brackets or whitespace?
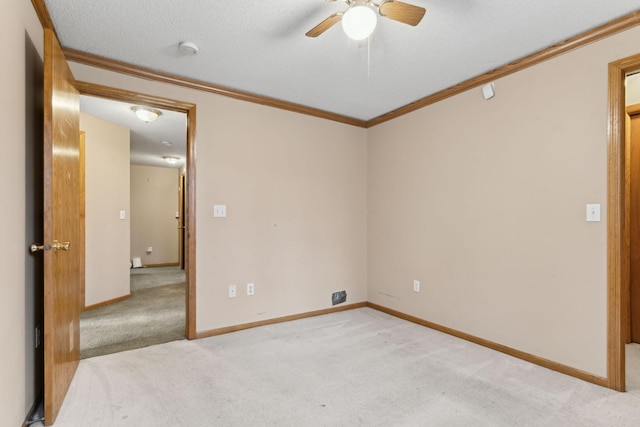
63,48,367,128
30,1,640,130
365,10,640,128
31,0,53,30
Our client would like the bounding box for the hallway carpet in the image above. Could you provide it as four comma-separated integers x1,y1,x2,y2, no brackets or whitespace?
80,268,186,359
130,265,186,291
51,308,640,426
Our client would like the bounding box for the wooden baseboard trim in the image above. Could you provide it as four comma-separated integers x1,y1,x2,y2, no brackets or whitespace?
366,302,609,388
140,262,180,268
195,302,367,339
84,294,130,312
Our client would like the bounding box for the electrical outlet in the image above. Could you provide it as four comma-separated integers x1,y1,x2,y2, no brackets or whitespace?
586,204,600,222
247,283,255,295
413,280,420,293
228,285,237,298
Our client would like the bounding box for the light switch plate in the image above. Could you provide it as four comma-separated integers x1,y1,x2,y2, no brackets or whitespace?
214,204,227,218
119,210,126,220
586,204,601,222
228,285,236,298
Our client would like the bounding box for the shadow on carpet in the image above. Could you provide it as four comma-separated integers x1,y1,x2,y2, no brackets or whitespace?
80,282,186,359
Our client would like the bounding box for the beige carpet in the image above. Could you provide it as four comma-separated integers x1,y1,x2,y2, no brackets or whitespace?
80,267,186,359
44,308,640,426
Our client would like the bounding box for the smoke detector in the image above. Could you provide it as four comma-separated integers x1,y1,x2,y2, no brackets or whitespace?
179,41,199,56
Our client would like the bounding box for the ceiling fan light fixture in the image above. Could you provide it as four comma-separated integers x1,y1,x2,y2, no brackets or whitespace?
132,106,161,123
342,5,377,41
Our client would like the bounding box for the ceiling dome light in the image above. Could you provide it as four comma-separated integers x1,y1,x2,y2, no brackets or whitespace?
342,5,377,41
163,156,181,165
132,106,161,123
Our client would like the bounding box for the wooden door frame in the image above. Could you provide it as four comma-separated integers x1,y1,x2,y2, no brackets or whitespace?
628,103,640,345
79,131,86,311
607,52,640,392
178,172,186,270
75,81,197,339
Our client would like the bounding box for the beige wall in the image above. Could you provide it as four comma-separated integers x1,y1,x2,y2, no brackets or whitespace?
6,4,640,425
1,0,43,424
69,62,369,332
368,26,640,378
130,165,179,265
628,72,640,106
81,113,131,307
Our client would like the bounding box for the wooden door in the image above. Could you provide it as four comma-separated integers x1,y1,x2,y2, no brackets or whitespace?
629,104,640,343
43,28,82,425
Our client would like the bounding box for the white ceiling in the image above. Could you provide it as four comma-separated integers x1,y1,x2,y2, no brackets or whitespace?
80,95,186,169
48,0,640,123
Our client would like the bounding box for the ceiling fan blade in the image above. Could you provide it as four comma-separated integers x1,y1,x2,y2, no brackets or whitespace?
378,1,426,26
306,12,344,37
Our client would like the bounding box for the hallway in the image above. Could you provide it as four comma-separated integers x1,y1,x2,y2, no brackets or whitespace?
80,267,186,358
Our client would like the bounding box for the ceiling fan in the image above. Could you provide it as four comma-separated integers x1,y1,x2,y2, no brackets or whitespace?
306,0,426,40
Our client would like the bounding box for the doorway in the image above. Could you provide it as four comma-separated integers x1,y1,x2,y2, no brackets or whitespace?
78,94,189,357
39,29,196,423
629,81,640,344
76,81,197,347
625,69,640,392
608,53,640,392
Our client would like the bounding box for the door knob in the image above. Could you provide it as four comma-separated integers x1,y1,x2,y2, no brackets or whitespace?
30,243,51,253
30,240,70,253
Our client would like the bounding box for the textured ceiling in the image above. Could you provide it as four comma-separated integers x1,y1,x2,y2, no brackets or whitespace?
45,0,640,122
56,1,640,168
